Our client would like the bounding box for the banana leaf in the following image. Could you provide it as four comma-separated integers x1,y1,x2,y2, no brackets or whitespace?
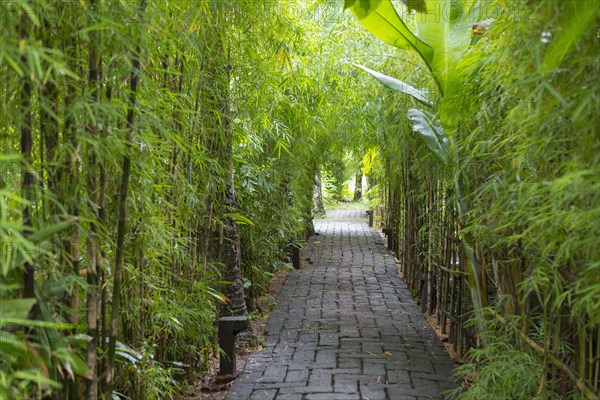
407,108,449,165
346,0,491,103
353,64,433,106
344,0,434,65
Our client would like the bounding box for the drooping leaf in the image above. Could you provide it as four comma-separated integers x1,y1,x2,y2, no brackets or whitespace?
115,340,142,364
224,213,255,226
345,0,434,64
406,108,449,165
361,147,379,175
205,286,229,304
352,64,434,106
347,0,490,96
26,218,79,244
54,348,88,378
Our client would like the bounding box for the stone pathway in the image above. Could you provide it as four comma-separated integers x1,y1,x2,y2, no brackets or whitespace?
226,210,456,400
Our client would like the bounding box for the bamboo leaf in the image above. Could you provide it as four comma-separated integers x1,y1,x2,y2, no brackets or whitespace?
206,286,229,304
115,341,142,364
406,108,449,164
542,1,597,73
361,147,378,175
26,218,79,244
0,318,74,329
352,64,434,106
224,213,255,226
3,53,24,77
13,371,62,389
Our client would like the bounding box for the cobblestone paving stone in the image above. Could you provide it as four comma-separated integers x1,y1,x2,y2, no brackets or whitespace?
226,210,457,400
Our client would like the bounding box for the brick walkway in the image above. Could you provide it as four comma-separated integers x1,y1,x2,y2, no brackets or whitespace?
226,210,456,400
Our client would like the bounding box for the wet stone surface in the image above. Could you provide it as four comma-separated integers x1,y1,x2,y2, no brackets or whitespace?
226,210,457,400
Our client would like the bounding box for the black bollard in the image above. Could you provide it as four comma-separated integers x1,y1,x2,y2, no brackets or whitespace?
218,316,248,376
291,245,301,269
366,210,373,227
285,241,302,270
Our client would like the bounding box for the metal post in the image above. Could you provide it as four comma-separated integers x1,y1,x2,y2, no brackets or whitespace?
292,245,301,269
218,316,248,376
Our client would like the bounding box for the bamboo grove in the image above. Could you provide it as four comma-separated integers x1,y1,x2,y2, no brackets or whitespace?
1,0,599,399
0,1,374,398
351,0,599,398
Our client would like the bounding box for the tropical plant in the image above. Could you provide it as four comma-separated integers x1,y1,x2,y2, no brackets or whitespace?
346,0,494,328
345,0,599,397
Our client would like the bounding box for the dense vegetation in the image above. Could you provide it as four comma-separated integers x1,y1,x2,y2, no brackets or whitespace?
351,0,599,398
0,0,598,399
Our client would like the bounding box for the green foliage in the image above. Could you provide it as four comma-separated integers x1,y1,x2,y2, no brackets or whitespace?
451,2,600,395
1,1,387,397
117,341,180,400
322,160,349,203
345,0,434,64
346,0,493,99
407,109,448,165
347,0,599,397
353,64,433,106
448,315,556,400
2,0,597,398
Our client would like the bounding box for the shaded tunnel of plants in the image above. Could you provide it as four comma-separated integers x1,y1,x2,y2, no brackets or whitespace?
0,1,598,399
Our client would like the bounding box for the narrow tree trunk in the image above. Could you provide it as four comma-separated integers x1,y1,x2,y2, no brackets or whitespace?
427,181,434,314
220,46,247,317
353,171,363,201
314,169,325,215
98,77,111,384
106,1,145,395
60,4,81,335
41,77,59,210
85,2,101,397
202,2,247,317
19,11,34,299
220,171,247,316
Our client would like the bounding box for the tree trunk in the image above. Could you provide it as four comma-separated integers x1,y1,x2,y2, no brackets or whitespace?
202,2,247,317
220,171,247,316
19,10,34,299
85,1,101,397
314,169,326,215
427,180,434,314
106,1,145,395
353,171,363,201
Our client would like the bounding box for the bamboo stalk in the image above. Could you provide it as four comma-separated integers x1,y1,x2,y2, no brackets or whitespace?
427,180,434,314
19,10,34,299
105,1,146,396
594,332,599,391
493,311,598,399
85,1,100,397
